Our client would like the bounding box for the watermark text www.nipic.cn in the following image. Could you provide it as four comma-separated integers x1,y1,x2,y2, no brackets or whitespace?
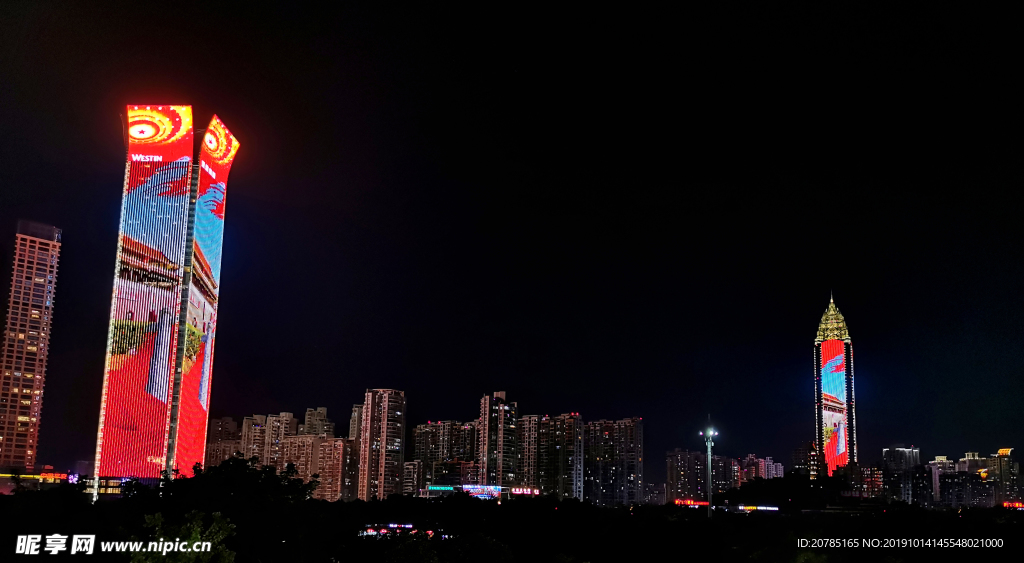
15,535,213,555
798,538,1005,548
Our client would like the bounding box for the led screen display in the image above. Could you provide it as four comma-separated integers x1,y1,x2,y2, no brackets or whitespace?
169,115,238,476
462,485,502,499
820,338,848,476
96,105,195,478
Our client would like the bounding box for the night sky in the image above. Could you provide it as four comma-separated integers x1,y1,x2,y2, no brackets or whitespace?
1,4,1019,481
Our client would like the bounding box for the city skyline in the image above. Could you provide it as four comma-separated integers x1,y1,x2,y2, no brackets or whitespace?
2,4,1021,486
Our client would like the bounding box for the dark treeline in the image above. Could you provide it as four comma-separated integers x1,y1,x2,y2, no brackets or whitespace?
1,457,1021,562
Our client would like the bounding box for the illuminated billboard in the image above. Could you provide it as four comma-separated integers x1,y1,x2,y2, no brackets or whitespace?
167,115,238,476
820,338,848,476
95,106,238,479
461,485,501,499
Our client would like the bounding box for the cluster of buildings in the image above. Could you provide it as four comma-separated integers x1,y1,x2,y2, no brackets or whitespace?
807,446,1021,509
205,391,646,505
408,394,643,505
664,450,784,503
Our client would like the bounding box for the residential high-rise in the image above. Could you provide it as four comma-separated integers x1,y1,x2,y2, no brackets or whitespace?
666,449,742,502
764,457,784,479
518,412,584,499
263,412,298,469
792,441,819,479
319,437,358,501
584,417,644,506
665,449,705,503
516,415,541,489
453,420,477,462
301,407,335,437
927,456,954,502
357,389,406,501
882,444,921,503
276,433,354,501
93,105,239,480
403,460,424,495
814,297,858,476
711,455,740,491
240,415,267,461
987,448,1018,503
280,434,321,478
739,454,765,483
348,405,363,439
204,416,241,468
414,420,473,486
0,221,61,471
478,391,518,487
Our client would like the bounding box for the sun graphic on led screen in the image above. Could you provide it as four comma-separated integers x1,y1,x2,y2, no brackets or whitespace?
127,105,192,145
201,115,239,166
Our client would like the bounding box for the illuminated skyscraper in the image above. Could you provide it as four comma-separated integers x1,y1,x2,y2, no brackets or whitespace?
0,221,61,471
814,297,857,476
357,389,406,500
93,105,239,480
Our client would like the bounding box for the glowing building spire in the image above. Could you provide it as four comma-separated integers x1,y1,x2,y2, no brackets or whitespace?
815,298,850,343
813,296,857,477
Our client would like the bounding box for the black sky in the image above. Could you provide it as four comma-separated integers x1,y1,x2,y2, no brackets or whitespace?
0,3,1020,481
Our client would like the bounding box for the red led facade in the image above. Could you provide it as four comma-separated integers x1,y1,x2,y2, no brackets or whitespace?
168,115,239,476
94,106,237,479
820,338,849,476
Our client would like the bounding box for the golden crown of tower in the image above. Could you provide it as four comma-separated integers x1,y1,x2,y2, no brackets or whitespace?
815,295,850,343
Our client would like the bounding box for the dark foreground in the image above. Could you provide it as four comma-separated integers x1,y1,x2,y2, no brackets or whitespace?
1,460,1021,562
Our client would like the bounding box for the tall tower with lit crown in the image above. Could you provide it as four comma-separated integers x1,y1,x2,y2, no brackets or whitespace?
813,297,857,476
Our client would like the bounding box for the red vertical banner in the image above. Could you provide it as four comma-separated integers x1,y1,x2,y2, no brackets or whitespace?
171,115,239,476
820,339,848,475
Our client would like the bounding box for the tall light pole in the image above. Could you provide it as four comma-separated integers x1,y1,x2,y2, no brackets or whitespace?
700,428,717,518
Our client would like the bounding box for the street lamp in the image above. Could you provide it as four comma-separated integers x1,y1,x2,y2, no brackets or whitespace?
699,428,718,518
